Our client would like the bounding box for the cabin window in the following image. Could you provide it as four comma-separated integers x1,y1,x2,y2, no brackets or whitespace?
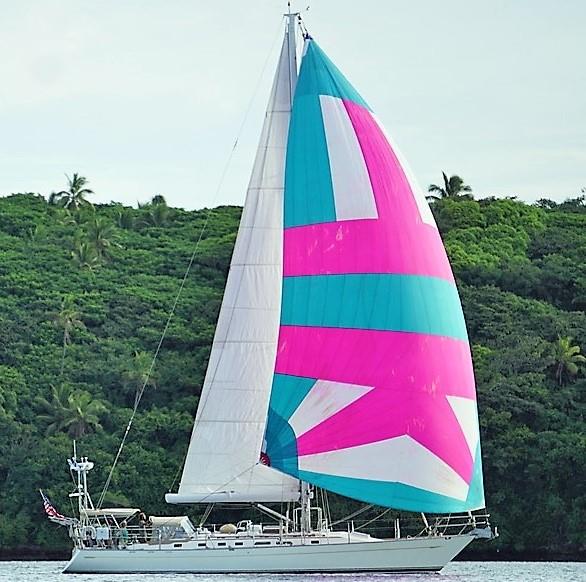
198,543,206,547
173,543,183,548
218,542,226,547
254,541,271,546
311,540,320,544
235,542,243,546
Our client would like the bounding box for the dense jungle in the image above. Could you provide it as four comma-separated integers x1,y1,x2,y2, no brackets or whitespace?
0,176,584,559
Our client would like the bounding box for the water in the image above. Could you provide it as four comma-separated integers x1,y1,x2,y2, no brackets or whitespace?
0,562,583,582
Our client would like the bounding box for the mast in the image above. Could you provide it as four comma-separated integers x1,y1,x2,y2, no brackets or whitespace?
285,7,315,533
286,8,297,103
300,481,312,533
285,3,314,535
68,445,95,522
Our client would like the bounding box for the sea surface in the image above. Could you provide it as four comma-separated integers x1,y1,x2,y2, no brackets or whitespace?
0,561,583,582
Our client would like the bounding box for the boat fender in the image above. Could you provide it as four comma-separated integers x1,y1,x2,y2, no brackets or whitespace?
219,523,237,534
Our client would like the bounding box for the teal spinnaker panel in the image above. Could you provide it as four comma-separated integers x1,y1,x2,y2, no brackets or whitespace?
281,273,468,341
284,92,336,228
285,39,375,229
296,42,370,109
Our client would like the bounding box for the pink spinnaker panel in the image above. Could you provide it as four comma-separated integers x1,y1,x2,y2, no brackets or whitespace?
283,100,454,282
275,325,476,483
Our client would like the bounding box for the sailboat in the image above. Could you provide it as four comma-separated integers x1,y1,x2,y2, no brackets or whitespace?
54,11,495,574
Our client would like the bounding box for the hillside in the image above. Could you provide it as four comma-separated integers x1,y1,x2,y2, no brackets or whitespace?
0,191,584,559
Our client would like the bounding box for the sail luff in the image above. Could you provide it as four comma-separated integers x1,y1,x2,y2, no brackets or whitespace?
263,39,485,514
167,20,300,505
286,13,298,103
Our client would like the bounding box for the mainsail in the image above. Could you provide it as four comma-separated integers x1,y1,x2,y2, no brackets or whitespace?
167,18,300,504
263,39,485,513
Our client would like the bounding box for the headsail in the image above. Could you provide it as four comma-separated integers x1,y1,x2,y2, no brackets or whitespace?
263,39,485,513
167,18,300,504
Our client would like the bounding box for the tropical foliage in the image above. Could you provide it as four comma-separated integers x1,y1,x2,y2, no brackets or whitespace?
552,336,586,385
36,384,106,439
0,187,584,559
121,350,157,407
54,295,86,377
49,173,94,210
427,172,473,200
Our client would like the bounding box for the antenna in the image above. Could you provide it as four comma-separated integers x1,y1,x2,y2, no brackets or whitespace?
286,1,310,14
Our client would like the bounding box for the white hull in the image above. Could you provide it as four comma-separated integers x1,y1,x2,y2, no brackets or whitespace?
63,535,474,574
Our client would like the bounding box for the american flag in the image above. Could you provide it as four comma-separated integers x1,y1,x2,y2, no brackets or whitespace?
39,490,73,525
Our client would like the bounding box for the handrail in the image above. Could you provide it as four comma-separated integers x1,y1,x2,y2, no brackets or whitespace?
71,511,494,550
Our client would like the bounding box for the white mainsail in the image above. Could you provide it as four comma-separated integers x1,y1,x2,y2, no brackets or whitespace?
166,17,300,504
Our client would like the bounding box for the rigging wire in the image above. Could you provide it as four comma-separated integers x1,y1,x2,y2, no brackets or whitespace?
324,488,331,526
329,503,374,527
199,503,214,527
97,17,288,509
356,507,392,531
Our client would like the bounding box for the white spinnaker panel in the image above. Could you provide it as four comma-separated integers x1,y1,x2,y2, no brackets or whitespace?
319,95,378,221
298,435,470,501
167,22,300,504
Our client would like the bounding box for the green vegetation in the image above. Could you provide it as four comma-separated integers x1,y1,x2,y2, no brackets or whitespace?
48,173,94,211
427,172,473,201
0,179,584,559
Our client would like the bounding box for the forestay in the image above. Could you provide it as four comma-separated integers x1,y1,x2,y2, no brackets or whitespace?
167,18,300,504
263,39,485,513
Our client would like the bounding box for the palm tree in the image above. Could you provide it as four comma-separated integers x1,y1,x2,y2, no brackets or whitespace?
62,390,107,439
115,206,135,230
51,173,94,210
151,194,167,206
427,172,473,201
552,336,586,385
122,350,157,407
147,202,170,226
137,195,171,227
24,225,46,258
85,216,120,260
138,202,170,227
36,384,71,435
54,296,86,376
37,385,106,438
71,239,100,271
24,224,45,244
60,205,95,227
